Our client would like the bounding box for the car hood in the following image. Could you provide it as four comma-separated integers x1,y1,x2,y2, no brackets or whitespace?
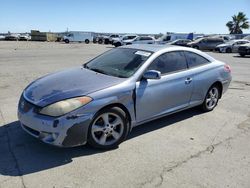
24,67,125,107
217,43,230,48
240,43,250,47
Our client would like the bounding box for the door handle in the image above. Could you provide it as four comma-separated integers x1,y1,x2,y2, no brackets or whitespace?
185,78,192,84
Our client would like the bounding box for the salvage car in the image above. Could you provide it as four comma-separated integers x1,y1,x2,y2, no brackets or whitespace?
188,37,224,51
18,45,232,149
113,34,138,47
215,39,249,53
238,43,250,57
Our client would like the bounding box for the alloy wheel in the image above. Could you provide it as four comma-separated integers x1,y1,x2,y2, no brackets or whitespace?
91,112,124,146
205,87,219,110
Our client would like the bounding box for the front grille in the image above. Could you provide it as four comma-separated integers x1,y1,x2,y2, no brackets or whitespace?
18,95,40,113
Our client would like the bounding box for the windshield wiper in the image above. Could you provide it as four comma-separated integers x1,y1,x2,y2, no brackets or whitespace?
89,67,108,75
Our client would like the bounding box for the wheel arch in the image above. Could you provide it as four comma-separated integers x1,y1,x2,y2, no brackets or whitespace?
210,81,223,99
94,103,132,129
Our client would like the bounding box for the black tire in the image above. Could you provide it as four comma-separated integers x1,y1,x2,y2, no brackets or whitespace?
98,39,103,44
126,43,132,45
85,39,90,44
87,108,129,149
240,53,245,57
64,39,69,43
114,42,121,47
201,85,220,112
226,48,232,53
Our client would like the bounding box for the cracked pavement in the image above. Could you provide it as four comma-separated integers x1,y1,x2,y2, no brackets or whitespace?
0,41,250,188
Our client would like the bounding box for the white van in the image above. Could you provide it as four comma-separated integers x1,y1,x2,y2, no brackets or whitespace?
63,32,93,44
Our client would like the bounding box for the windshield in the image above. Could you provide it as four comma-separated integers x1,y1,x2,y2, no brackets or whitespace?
84,48,152,78
225,40,236,45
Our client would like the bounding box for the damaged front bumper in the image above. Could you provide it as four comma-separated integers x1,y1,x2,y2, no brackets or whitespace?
17,96,93,147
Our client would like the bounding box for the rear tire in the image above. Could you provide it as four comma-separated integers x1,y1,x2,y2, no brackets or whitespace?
202,85,220,112
240,53,245,57
87,108,129,149
98,39,103,44
85,39,90,44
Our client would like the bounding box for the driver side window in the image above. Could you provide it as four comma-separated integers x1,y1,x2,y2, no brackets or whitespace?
147,51,188,75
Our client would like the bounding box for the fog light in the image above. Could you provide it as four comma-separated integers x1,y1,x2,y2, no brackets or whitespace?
41,132,59,143
52,133,59,140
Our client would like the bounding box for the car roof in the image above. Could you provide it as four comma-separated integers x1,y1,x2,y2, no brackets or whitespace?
119,44,173,52
119,44,216,62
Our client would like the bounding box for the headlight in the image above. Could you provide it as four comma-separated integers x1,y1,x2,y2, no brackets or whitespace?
39,96,92,117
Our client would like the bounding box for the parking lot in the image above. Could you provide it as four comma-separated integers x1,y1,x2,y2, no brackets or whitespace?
0,41,250,188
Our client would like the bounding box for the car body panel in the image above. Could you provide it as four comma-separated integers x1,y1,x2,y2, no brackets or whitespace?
24,67,125,107
135,69,194,122
216,40,249,53
188,38,224,50
18,44,232,147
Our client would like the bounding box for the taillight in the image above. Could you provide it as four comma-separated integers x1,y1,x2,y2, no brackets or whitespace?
224,64,231,73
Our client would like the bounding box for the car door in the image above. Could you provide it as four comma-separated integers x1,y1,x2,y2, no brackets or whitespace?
135,51,194,123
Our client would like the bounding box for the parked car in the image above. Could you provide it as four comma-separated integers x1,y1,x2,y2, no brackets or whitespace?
243,35,250,41
93,36,104,44
113,34,138,47
103,34,121,44
212,35,232,42
238,43,250,57
130,36,155,45
0,35,5,40
167,39,192,47
19,34,31,41
215,39,250,53
187,37,224,51
18,44,231,149
5,34,19,41
63,32,93,44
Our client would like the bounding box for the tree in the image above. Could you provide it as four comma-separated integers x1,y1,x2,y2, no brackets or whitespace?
226,12,249,34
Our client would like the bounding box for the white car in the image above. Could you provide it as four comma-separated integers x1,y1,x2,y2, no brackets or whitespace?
130,36,155,45
113,35,138,47
215,39,250,53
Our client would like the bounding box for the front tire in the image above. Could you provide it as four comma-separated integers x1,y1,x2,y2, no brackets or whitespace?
64,39,69,43
202,85,220,112
240,53,245,57
226,48,232,53
114,42,121,47
88,108,129,149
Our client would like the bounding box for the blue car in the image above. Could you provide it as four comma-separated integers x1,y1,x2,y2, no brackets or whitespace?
18,45,232,149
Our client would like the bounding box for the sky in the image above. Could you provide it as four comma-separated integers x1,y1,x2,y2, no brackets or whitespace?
0,0,250,34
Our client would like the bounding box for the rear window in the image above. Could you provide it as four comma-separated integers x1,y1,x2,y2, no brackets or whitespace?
184,51,210,68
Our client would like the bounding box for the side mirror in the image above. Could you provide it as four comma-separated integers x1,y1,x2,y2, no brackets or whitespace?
142,70,161,80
